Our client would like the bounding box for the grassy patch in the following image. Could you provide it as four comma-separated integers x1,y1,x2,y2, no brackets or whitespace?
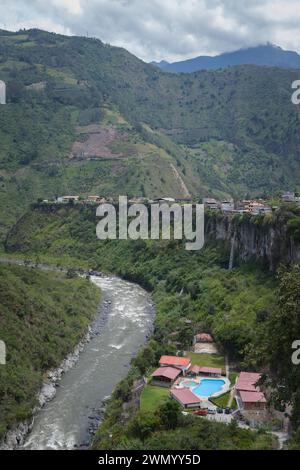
229,372,238,386
210,392,237,410
140,385,170,413
187,353,226,373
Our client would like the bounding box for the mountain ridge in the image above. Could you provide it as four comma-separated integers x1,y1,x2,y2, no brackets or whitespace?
152,44,300,73
1,29,300,239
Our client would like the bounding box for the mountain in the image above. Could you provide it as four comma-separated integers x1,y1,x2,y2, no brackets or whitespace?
1,30,300,239
153,44,300,73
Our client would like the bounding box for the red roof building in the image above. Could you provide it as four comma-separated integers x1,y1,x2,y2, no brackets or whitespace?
195,333,213,343
159,356,191,373
236,372,261,392
236,372,266,410
187,365,201,376
239,390,267,410
187,365,222,377
198,366,222,376
151,366,182,388
170,388,202,408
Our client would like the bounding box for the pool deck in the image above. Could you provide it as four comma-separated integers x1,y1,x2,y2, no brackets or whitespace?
174,375,231,400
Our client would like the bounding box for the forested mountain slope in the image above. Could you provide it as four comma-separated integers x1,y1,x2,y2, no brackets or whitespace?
1,29,300,238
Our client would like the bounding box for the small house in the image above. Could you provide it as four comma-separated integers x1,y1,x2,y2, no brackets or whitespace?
159,355,191,375
236,372,267,411
281,192,295,203
239,390,267,411
221,200,234,212
187,365,201,377
194,333,213,344
151,366,181,387
170,388,202,409
198,366,222,377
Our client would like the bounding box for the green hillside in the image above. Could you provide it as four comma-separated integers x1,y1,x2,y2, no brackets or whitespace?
1,28,300,239
0,262,101,440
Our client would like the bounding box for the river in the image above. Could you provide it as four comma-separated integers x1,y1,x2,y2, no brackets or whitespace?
21,275,154,450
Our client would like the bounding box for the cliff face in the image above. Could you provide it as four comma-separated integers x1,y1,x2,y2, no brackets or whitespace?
205,214,300,271
4,204,300,272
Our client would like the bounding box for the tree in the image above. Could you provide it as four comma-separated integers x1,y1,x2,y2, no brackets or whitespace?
157,400,181,429
127,412,158,441
266,266,300,430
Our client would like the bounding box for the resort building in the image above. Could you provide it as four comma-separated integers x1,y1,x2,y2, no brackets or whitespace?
238,391,267,411
170,388,202,409
151,366,182,387
187,365,222,377
236,372,261,392
235,372,267,411
198,366,222,377
187,365,201,377
194,332,213,344
159,355,191,375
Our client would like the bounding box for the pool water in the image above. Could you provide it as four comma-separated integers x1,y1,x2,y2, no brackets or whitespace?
192,379,225,397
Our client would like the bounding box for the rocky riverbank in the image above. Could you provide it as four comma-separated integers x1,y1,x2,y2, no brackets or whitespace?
0,324,94,450
0,266,110,450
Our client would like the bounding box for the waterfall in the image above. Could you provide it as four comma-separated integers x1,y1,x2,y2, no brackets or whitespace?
228,231,236,270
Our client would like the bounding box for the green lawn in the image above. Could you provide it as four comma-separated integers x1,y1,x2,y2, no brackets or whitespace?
210,392,237,409
187,353,226,373
229,372,238,386
140,385,170,413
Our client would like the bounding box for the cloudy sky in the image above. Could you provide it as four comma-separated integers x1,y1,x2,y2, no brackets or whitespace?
1,0,300,62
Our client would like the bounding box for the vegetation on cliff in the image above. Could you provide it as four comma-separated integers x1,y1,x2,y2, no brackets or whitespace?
0,262,101,440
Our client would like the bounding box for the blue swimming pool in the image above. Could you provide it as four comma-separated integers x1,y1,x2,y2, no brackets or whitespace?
192,379,225,398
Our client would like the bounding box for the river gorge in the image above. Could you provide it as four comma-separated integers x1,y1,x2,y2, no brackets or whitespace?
13,274,155,450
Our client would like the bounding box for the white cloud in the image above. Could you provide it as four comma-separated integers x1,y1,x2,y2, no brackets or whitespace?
0,0,300,61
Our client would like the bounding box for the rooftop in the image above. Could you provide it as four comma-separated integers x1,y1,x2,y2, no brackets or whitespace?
152,366,181,381
171,388,201,405
198,366,222,375
159,355,190,367
236,372,262,392
195,332,213,342
239,390,266,403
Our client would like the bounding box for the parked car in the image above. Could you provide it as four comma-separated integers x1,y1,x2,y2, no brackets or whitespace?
193,409,208,416
217,407,223,414
207,408,216,414
225,407,231,414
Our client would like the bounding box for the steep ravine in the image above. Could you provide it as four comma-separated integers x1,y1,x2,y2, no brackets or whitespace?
0,260,154,450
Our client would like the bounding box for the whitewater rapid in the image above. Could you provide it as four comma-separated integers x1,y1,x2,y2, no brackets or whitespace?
22,275,154,450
